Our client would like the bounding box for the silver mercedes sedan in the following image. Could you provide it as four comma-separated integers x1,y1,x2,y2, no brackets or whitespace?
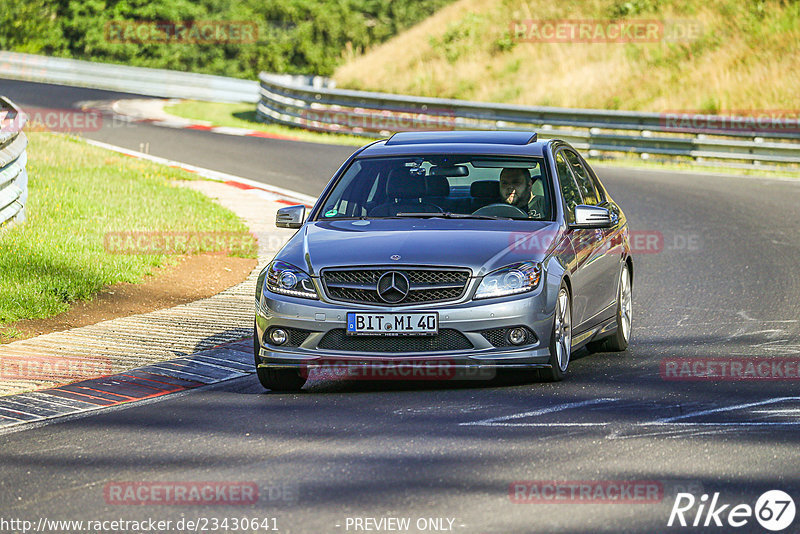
254,131,632,391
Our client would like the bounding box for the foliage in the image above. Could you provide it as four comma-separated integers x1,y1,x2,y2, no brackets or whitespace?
0,0,454,77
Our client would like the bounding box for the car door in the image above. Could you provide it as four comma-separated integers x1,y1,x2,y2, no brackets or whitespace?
581,153,626,315
564,149,620,324
554,150,592,329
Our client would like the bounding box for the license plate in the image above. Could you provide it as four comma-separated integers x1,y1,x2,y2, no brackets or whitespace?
346,312,438,336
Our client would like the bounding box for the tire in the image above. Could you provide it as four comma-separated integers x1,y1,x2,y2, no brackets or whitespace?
605,263,632,351
587,264,632,353
540,282,572,382
253,322,306,392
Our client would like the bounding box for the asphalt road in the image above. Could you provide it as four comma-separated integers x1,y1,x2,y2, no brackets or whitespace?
1,79,352,197
2,79,800,534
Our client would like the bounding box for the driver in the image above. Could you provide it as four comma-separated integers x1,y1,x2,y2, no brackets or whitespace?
499,167,546,219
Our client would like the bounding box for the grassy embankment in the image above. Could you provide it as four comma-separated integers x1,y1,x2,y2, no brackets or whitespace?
333,0,799,112
0,132,254,340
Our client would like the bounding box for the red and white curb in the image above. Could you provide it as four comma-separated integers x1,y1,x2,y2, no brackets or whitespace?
0,338,255,434
80,98,310,142
85,138,316,208
0,137,316,432
134,118,305,141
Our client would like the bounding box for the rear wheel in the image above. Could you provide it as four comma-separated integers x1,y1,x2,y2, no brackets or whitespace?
540,283,571,382
587,264,631,353
605,264,632,351
253,322,306,392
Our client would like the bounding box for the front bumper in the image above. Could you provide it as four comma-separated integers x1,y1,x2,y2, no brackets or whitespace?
255,286,557,371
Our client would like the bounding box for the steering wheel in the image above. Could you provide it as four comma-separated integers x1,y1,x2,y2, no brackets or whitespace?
472,203,528,218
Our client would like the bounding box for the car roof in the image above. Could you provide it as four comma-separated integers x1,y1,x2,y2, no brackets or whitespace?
357,131,550,158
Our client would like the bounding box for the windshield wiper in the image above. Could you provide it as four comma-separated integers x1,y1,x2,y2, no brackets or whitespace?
394,212,513,220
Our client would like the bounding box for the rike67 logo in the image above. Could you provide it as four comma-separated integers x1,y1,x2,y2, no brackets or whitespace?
668,490,796,531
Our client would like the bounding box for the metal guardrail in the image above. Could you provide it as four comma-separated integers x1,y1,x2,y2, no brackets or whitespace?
257,72,800,171
1,51,796,170
0,51,258,103
0,97,28,228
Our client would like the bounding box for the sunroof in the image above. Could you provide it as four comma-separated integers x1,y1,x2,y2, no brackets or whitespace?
385,131,537,146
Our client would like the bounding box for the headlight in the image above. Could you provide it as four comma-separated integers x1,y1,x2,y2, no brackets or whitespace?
474,262,542,300
265,261,318,299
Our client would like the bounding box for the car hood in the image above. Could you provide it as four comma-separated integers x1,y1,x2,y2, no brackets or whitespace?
275,219,564,276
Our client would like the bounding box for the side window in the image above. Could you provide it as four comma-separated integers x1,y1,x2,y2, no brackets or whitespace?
555,151,582,224
321,161,369,217
585,164,607,204
564,150,599,205
365,171,380,203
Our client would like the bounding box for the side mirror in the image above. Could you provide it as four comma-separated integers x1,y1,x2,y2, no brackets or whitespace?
571,205,613,229
276,205,306,229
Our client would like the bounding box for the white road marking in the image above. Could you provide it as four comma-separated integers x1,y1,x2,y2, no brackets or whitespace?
738,310,758,322
209,126,252,136
760,343,800,355
751,409,800,415
84,139,317,204
667,320,798,327
461,397,800,430
606,427,740,441
648,421,800,427
464,421,800,428
656,396,800,423
459,398,617,426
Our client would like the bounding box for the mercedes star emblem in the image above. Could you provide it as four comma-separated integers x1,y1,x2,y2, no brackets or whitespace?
377,271,410,303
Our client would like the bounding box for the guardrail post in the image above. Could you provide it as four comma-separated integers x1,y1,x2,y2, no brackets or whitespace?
0,97,28,228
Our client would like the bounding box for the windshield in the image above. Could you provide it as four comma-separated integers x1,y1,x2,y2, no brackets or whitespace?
315,155,552,221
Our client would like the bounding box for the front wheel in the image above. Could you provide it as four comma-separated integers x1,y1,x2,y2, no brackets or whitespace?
540,283,572,382
253,323,306,392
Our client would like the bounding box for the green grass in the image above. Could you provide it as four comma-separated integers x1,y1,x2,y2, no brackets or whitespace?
0,132,255,328
164,101,369,147
0,327,23,342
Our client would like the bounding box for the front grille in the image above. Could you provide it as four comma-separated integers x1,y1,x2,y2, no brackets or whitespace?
480,327,537,348
317,329,473,353
322,267,470,306
265,327,312,347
